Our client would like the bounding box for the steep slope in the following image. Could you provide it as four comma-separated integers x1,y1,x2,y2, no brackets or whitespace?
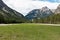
0,0,25,23
25,6,53,20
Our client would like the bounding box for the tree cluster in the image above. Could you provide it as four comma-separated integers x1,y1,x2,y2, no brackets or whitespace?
31,13,60,24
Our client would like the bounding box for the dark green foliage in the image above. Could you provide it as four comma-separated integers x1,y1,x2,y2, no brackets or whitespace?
0,13,4,23
30,13,60,24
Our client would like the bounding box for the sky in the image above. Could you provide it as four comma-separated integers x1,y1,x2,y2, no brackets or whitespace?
3,0,60,16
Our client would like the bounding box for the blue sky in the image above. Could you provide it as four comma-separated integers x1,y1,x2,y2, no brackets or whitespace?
3,0,60,15
40,0,60,2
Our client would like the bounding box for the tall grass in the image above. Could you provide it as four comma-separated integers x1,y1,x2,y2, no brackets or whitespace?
0,24,60,40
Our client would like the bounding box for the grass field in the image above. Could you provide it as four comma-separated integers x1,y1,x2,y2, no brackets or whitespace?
0,23,60,40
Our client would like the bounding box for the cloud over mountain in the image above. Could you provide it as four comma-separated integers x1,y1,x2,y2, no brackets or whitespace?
3,0,60,16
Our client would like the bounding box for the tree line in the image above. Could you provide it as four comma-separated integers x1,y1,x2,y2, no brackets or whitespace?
0,12,60,24
31,13,60,24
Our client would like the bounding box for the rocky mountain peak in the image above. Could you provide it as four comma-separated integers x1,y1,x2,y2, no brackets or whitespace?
55,4,60,14
41,6,50,12
57,4,60,8
25,6,53,20
41,6,49,9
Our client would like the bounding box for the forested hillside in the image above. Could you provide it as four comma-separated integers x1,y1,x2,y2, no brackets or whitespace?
0,0,26,23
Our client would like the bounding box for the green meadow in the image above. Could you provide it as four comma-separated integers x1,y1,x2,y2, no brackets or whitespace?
0,24,60,40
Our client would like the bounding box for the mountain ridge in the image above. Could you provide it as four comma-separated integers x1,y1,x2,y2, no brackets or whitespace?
25,6,53,20
0,0,60,23
0,0,25,23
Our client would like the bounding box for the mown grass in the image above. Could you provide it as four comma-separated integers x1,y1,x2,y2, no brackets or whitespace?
0,24,60,40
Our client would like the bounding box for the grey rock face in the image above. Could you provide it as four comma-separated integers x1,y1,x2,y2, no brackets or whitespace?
55,4,60,14
25,6,53,20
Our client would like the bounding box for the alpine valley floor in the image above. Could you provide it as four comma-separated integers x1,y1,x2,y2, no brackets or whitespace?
0,23,60,40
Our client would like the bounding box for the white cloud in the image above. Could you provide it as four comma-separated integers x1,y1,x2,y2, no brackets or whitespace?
3,0,60,16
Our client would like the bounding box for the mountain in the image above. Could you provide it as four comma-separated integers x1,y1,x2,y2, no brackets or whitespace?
0,0,25,23
41,6,53,17
25,6,53,20
55,4,60,14
25,9,41,20
51,9,55,13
